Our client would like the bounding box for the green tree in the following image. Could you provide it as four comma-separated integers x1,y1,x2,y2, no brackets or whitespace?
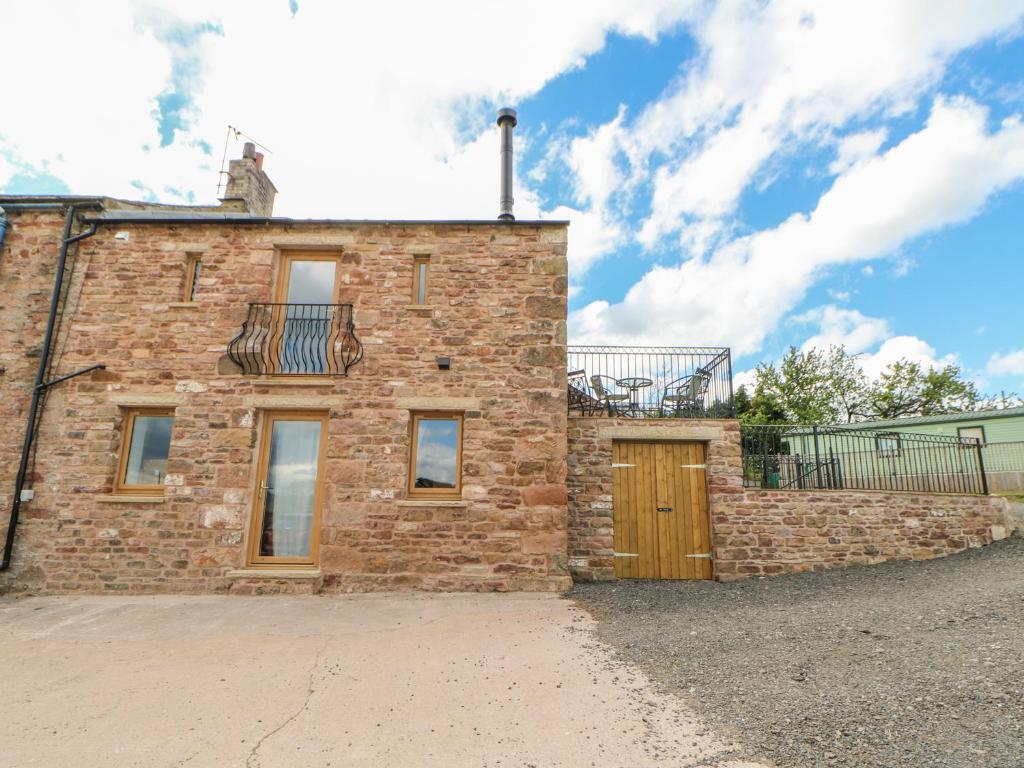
739,346,981,424
734,384,788,424
867,362,978,419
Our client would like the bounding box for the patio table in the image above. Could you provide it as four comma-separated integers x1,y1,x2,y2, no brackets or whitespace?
615,377,653,416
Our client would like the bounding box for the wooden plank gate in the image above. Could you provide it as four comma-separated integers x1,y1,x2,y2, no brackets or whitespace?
612,440,713,579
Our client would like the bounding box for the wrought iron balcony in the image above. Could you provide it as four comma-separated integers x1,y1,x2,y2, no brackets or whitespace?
227,303,363,376
567,346,733,419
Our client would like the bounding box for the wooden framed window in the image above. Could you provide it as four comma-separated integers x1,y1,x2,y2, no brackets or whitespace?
182,254,202,302
407,412,463,499
247,410,329,567
115,408,175,495
411,256,430,305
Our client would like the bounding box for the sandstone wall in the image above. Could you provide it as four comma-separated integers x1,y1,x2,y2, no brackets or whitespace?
0,216,570,593
567,416,1010,582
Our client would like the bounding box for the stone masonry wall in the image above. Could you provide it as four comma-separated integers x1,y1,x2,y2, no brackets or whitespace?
567,416,1011,582
0,216,570,594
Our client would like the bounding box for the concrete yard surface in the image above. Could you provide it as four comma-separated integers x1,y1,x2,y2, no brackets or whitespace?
0,593,766,768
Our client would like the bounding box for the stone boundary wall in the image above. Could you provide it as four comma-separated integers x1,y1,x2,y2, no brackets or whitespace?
567,417,1013,583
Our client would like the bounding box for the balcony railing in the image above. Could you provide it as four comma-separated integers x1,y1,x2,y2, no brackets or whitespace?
227,303,364,376
567,346,733,418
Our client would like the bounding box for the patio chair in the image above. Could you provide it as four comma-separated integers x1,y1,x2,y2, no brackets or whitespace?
590,375,630,416
661,370,709,417
567,369,597,415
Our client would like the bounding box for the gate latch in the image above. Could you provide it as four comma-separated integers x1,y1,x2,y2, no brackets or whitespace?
686,553,713,559
656,506,672,512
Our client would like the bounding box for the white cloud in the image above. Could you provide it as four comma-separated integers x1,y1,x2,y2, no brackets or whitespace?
0,0,697,217
856,335,957,379
988,349,1024,376
571,97,1024,353
829,129,888,174
796,305,890,355
616,1,1024,245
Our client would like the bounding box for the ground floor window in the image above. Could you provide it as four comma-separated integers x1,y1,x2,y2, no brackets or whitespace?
116,408,174,495
407,411,463,499
248,410,328,566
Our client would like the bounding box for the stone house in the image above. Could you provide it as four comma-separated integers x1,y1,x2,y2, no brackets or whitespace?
0,123,1012,596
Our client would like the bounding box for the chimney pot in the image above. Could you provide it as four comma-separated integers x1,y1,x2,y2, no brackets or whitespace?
496,108,517,221
254,152,264,171
242,141,257,160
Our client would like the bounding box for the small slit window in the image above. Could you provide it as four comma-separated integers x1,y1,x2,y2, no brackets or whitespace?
183,254,202,302
412,256,429,305
116,408,174,494
408,412,463,499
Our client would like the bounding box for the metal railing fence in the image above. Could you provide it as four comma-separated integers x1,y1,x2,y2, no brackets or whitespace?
567,346,733,418
741,424,987,495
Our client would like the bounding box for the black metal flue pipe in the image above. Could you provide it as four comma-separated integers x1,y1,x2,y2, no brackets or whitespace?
497,108,517,220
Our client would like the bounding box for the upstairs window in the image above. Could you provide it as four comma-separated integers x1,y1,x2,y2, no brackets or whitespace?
412,256,430,305
116,409,174,494
408,412,463,499
183,254,202,302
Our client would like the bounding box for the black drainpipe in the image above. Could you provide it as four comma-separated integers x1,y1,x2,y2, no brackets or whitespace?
1,205,101,571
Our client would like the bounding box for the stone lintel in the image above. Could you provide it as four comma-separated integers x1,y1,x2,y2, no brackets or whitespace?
109,393,188,407
597,425,724,442
243,395,343,409
395,397,481,411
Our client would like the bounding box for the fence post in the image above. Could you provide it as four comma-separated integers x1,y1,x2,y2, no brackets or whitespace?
796,453,804,489
975,438,989,495
812,426,824,490
761,434,769,489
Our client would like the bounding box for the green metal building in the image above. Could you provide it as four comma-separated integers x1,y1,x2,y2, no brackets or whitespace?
838,407,1024,493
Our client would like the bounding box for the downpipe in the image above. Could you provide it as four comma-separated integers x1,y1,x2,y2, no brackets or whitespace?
1,206,99,572
0,207,8,253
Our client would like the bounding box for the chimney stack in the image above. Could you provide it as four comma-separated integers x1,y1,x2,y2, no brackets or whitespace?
496,108,517,221
220,141,277,216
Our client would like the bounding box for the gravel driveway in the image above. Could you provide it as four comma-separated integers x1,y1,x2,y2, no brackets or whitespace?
572,537,1024,768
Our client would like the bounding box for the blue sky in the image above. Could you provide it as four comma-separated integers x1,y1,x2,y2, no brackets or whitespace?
2,1,1023,396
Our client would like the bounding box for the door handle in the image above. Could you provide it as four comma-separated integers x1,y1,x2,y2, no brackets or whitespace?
656,507,672,512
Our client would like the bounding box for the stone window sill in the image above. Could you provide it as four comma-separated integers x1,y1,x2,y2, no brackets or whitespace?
226,569,322,580
404,304,436,311
95,494,166,503
396,499,469,508
167,302,198,308
253,378,336,387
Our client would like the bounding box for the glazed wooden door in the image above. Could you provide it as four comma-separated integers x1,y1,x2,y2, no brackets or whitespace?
612,441,712,579
272,253,341,374
248,411,328,566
